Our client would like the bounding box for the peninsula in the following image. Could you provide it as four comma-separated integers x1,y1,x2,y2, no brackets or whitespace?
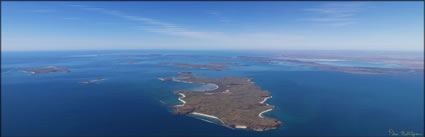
162,72,282,131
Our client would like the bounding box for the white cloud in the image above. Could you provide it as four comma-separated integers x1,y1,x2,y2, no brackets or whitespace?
141,27,224,39
207,11,231,23
31,9,56,13
63,17,80,20
75,6,215,39
65,5,309,49
301,2,366,27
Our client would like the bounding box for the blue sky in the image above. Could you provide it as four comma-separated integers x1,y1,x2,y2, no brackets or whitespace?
2,1,423,51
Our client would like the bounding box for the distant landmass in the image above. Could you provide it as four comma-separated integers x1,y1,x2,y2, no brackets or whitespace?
80,78,105,84
22,67,70,75
77,52,422,75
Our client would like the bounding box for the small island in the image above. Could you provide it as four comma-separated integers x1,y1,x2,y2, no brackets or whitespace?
80,78,105,84
209,62,247,66
161,72,282,131
122,61,137,64
22,67,70,75
160,63,229,71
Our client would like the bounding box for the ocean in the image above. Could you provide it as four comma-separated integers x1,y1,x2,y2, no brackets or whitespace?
1,50,423,136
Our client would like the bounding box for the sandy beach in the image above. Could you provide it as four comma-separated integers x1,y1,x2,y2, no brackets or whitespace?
259,109,273,118
259,96,273,118
195,83,219,91
206,83,219,91
235,125,247,129
177,93,186,107
191,112,225,124
260,96,272,104
174,79,219,91
172,79,193,83
22,70,36,75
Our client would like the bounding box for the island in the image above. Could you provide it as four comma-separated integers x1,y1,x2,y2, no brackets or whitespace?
209,62,247,66
161,72,282,131
159,63,229,71
22,67,70,75
156,54,422,74
80,78,105,84
159,62,248,71
176,72,195,78
276,58,414,74
122,61,137,64
119,54,162,57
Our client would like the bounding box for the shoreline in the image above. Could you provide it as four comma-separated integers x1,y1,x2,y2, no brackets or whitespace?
259,109,273,118
235,125,247,129
175,93,228,127
167,75,279,131
204,83,219,91
172,79,193,83
191,112,225,124
195,83,219,91
172,78,219,92
191,112,250,130
80,78,105,84
22,70,36,75
258,96,273,118
260,96,272,104
177,93,186,107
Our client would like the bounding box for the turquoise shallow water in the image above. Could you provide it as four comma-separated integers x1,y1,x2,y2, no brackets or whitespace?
2,50,424,136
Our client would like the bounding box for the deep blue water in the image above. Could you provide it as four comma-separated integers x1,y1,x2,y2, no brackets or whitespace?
2,50,424,136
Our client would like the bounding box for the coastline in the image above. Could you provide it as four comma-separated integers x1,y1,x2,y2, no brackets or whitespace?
259,109,273,118
172,79,193,83
80,78,105,84
194,83,219,91
258,96,273,118
177,93,186,107
167,75,281,131
191,112,225,124
235,125,247,129
22,70,36,75
172,78,219,91
260,96,272,104
172,78,222,121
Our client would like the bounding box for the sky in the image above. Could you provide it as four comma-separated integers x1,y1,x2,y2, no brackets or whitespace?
1,1,424,51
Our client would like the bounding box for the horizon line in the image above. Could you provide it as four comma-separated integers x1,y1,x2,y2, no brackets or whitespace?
2,48,423,53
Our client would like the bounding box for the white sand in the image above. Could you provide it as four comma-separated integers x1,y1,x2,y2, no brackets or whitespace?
172,79,218,91
222,89,231,94
258,96,273,118
191,112,224,124
235,125,247,129
176,93,186,107
259,109,273,118
191,112,219,119
22,70,35,74
260,96,272,104
172,79,193,83
208,84,219,91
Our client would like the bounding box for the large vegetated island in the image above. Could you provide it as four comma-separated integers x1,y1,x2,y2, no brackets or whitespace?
161,72,282,131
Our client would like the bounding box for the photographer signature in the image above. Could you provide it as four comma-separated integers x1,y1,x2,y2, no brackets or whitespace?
389,129,423,137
